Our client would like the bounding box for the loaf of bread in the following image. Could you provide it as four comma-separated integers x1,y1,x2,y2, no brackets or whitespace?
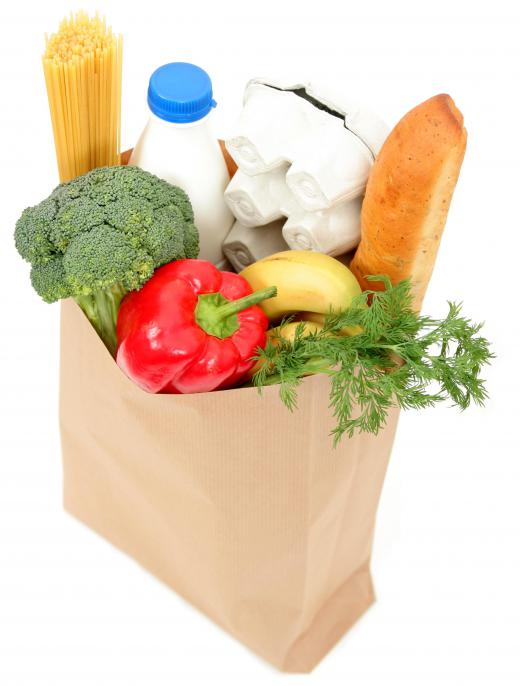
350,94,467,310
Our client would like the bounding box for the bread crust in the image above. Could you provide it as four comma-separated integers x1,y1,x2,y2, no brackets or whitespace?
350,94,467,310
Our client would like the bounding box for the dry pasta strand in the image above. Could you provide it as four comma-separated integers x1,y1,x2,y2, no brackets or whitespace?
42,12,122,182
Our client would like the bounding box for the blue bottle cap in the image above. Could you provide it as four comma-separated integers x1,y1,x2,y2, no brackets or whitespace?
147,62,217,123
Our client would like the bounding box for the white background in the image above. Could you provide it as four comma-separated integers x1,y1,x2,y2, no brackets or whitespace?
1,0,519,684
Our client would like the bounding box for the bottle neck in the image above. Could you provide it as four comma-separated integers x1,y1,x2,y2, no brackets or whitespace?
148,110,212,129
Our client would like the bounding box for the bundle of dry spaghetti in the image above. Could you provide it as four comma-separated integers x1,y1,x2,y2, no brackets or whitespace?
42,11,122,183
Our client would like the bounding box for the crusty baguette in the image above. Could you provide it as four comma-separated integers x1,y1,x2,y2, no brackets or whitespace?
350,94,467,310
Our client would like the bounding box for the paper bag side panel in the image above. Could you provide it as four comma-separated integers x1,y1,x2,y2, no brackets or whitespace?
281,397,399,671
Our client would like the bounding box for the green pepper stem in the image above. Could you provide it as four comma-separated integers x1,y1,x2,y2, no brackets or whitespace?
214,286,277,320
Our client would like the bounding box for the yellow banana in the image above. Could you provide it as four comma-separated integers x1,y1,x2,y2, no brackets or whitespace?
267,319,324,343
247,319,323,379
240,250,362,321
297,311,363,337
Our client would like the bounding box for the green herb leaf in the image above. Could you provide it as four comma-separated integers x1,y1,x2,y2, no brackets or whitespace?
252,278,494,445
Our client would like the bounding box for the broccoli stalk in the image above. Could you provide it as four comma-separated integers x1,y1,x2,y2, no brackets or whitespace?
75,285,126,356
15,165,199,355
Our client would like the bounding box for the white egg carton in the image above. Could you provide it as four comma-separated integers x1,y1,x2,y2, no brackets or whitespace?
222,219,289,272
224,78,388,256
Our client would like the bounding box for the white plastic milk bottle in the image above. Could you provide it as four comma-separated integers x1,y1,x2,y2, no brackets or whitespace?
130,62,233,266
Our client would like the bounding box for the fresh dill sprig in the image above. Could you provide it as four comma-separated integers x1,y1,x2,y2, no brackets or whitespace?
251,277,494,445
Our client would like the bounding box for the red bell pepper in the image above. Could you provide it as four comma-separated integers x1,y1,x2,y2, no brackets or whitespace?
116,259,276,394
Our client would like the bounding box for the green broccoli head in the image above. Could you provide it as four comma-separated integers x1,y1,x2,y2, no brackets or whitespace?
14,165,199,303
15,165,200,355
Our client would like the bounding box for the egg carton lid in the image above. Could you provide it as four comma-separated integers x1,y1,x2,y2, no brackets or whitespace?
244,77,388,159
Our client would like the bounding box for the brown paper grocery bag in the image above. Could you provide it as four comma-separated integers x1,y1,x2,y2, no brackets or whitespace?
59,298,399,672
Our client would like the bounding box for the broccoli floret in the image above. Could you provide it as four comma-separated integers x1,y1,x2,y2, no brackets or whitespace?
14,165,199,355
15,198,58,265
30,256,69,303
51,197,106,251
144,205,188,265
182,220,199,259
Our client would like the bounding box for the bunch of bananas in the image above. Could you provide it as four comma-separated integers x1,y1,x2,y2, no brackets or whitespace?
240,250,363,344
